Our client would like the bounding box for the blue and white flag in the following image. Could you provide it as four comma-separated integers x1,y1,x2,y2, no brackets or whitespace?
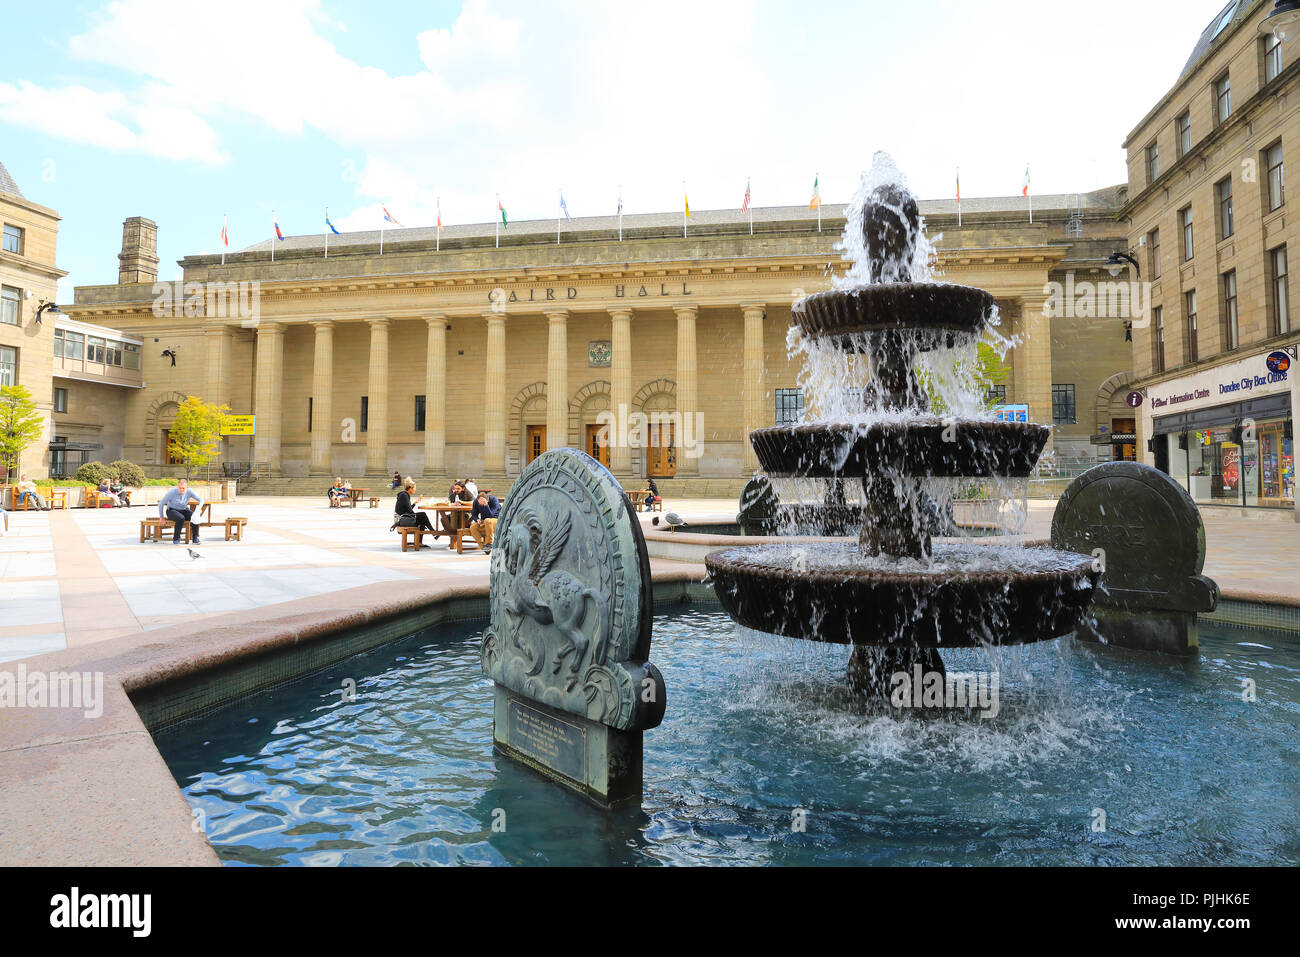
560,190,571,221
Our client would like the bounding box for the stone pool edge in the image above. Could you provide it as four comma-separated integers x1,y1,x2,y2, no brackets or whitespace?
0,564,710,866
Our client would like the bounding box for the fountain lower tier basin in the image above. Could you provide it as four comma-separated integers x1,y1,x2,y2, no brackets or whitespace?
751,419,1049,478
705,542,1099,646
794,283,995,345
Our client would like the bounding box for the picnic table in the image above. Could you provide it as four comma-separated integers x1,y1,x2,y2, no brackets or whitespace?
345,487,371,508
421,502,473,542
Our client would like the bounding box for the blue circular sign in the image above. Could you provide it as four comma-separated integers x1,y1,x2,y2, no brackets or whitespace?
1266,350,1291,374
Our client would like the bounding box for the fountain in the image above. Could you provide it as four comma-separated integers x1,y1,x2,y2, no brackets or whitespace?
706,153,1101,696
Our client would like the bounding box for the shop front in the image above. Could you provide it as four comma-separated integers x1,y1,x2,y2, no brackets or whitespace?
1143,349,1294,511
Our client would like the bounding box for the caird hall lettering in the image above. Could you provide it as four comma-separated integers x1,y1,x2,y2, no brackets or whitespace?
488,282,692,304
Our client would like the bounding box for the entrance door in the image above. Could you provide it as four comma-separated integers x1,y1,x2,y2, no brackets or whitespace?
525,425,546,465
647,421,677,478
585,424,610,467
1112,417,1136,462
162,429,181,465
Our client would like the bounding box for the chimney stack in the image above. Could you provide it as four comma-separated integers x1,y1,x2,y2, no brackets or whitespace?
118,216,159,284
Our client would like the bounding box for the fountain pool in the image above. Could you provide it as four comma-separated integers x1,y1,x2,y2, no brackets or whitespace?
153,606,1300,866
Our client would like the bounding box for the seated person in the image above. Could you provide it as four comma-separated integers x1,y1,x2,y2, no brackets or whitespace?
392,478,434,543
644,477,660,511
391,470,402,490
95,479,121,506
467,490,501,553
328,477,347,507
462,478,479,500
158,478,204,545
16,475,50,510
441,481,473,537
110,479,133,507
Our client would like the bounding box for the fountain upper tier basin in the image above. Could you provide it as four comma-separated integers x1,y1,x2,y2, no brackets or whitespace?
794,283,995,347
751,419,1049,478
705,542,1100,647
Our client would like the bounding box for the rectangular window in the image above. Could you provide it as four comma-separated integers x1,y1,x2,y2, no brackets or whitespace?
87,336,106,363
0,285,18,326
985,384,1007,405
1218,176,1234,239
53,327,64,357
1051,384,1076,425
1148,228,1161,279
360,396,368,433
414,394,426,432
1146,142,1160,183
105,341,122,366
1214,73,1232,125
1267,142,1285,211
775,388,804,424
1185,290,1198,363
1273,245,1290,335
61,330,83,361
1176,111,1192,157
307,396,313,433
122,342,139,369
1,224,22,254
53,387,67,414
1152,306,1165,373
1224,270,1239,350
1265,32,1282,84
0,345,15,387
1180,207,1194,261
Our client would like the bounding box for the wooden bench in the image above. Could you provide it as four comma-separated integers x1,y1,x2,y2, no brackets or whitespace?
141,516,194,543
368,496,380,508
224,517,248,541
455,526,481,554
398,526,431,551
84,485,115,508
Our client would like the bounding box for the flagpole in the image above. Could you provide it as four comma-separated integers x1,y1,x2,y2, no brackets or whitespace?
436,197,441,252
496,194,500,249
957,169,961,228
222,213,226,265
325,208,329,259
557,189,562,245
682,181,687,239
749,176,753,235
817,174,822,233
618,185,623,242
271,211,275,262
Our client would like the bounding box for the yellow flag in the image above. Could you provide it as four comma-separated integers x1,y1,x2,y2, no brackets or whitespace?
684,194,690,218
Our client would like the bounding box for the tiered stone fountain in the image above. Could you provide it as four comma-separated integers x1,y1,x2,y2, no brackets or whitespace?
706,155,1101,696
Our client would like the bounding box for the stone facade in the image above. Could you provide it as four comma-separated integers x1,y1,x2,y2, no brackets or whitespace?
65,192,1133,490
1123,0,1300,517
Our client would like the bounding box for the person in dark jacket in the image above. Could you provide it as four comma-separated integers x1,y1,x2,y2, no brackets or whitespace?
467,491,501,553
392,477,434,542
391,470,402,490
643,477,660,511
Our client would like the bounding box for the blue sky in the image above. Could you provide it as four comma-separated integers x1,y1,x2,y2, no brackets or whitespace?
0,0,1235,296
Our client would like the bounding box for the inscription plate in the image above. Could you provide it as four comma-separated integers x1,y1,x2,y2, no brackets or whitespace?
507,696,587,784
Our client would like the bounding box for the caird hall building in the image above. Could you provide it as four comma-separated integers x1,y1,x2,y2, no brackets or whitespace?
40,185,1138,495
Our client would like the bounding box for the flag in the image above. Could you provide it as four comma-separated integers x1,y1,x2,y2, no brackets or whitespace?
741,179,751,213
809,175,821,210
382,205,401,226
436,198,443,232
684,192,690,219
221,215,229,247
955,170,961,204
1022,165,1031,197
559,190,571,222
617,187,624,241
274,214,284,240
325,210,340,235
499,197,508,229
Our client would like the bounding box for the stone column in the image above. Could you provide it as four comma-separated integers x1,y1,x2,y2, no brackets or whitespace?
365,318,390,474
1014,296,1054,448
309,321,334,475
675,304,700,475
252,322,285,471
610,308,633,476
203,325,233,407
741,303,766,472
484,313,507,472
546,310,569,452
424,316,447,477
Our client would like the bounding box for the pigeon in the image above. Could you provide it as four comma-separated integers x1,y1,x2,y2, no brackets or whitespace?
187,548,204,560
654,512,688,532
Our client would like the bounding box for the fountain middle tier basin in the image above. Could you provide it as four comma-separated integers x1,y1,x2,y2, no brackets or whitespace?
705,542,1100,647
751,419,1049,478
794,282,995,346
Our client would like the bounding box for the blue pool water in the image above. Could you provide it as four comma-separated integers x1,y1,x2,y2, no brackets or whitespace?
153,607,1300,866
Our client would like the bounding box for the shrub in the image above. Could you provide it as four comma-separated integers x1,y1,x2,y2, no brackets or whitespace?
109,460,147,488
73,461,114,486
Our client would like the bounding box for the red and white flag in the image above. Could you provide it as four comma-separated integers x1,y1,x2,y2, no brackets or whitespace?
221,215,229,247
741,179,751,213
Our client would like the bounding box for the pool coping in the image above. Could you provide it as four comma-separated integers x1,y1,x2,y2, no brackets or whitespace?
1,559,1294,867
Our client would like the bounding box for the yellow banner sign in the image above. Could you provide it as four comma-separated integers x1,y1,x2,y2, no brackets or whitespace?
221,414,256,436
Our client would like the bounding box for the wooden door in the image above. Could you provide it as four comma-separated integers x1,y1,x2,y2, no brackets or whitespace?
162,429,181,465
647,421,677,477
1112,417,1136,462
585,424,610,467
526,425,546,465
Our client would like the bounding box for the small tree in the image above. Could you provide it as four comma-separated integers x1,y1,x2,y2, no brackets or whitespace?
0,385,45,482
167,396,230,478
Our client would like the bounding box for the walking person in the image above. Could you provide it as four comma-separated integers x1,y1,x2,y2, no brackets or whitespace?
467,490,501,553
158,478,204,545
392,477,435,544
15,474,51,510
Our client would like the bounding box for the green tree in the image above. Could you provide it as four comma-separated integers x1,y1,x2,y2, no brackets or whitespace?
0,385,45,482
166,396,230,478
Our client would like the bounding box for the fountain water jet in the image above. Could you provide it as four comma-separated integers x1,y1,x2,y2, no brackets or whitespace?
706,153,1101,696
